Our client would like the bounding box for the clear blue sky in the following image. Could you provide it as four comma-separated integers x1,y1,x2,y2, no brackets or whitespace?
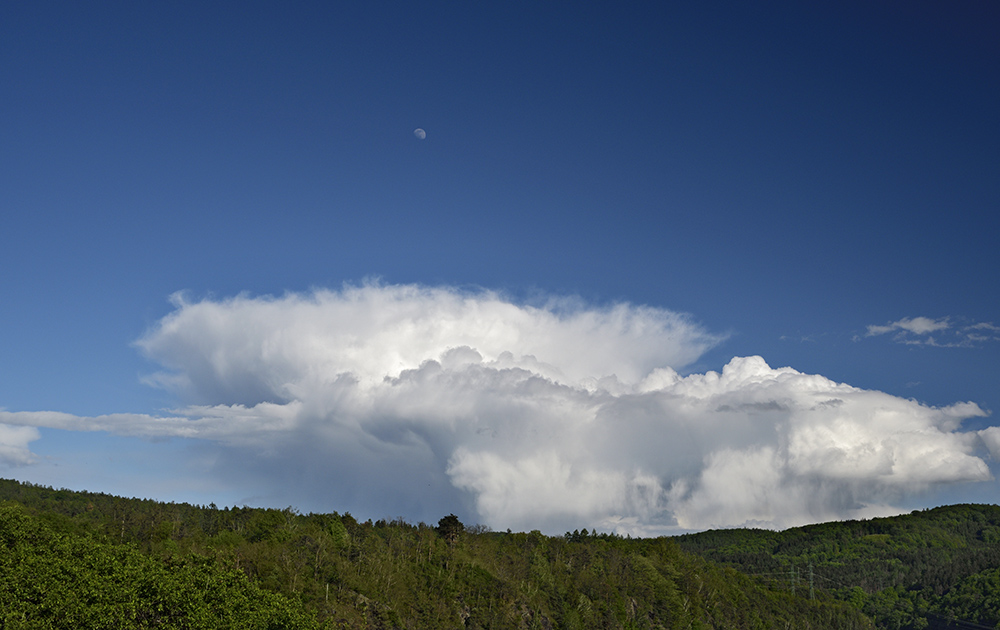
1,2,998,533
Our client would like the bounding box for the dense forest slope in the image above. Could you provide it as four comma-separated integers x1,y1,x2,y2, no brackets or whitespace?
0,503,317,629
0,479,869,629
676,504,1000,629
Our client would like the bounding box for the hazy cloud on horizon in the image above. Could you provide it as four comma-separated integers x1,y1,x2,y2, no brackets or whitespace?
0,284,993,534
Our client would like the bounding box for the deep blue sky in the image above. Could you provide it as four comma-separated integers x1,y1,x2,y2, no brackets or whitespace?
1,2,998,529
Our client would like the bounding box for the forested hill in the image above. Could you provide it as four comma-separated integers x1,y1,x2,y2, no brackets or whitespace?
0,478,870,629
675,504,1000,629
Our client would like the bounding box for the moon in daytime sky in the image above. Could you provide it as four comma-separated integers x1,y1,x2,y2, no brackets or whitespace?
414,128,426,140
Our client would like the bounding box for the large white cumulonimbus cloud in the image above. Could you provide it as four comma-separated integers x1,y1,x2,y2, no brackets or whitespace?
0,283,993,533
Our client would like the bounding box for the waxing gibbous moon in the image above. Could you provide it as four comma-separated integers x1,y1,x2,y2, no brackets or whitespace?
413,128,426,140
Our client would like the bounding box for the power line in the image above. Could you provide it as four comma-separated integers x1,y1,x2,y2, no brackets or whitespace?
923,611,996,630
739,564,994,630
809,561,814,600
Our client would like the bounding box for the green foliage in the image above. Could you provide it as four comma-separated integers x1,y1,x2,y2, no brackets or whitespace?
436,513,463,545
0,478,871,629
0,502,318,629
15,475,998,630
676,504,1000,629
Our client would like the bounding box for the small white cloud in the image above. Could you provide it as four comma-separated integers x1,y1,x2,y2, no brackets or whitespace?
864,316,999,347
963,322,1000,344
867,316,950,337
896,317,951,335
967,322,1000,332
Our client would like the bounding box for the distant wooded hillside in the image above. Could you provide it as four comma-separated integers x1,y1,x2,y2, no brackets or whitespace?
0,478,870,629
676,504,1000,629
